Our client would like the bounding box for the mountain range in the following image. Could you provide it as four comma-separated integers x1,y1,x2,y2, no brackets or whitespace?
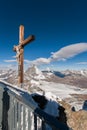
0,65,87,110
0,65,87,89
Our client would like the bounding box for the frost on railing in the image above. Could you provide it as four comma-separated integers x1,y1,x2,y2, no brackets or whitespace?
0,81,69,130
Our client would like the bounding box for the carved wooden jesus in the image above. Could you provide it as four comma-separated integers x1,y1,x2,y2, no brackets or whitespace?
13,25,35,87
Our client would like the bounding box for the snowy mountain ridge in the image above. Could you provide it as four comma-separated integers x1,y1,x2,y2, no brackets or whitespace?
0,65,87,111
0,65,87,80
62,69,87,77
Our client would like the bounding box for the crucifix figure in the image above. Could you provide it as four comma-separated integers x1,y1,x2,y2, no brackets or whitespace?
13,25,35,87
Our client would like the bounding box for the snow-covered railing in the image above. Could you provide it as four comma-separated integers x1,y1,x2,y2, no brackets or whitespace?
0,80,69,130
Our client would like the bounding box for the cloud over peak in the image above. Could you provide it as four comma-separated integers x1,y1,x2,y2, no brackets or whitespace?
31,57,51,65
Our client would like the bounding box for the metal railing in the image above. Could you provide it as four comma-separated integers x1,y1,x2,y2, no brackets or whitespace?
0,80,69,130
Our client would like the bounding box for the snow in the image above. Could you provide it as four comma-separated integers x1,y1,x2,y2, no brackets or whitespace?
80,70,87,77
46,72,53,77
0,77,8,80
32,80,87,110
31,92,60,130
61,69,87,76
45,92,57,100
30,79,40,87
44,92,60,130
38,81,86,99
43,99,59,130
25,66,87,110
34,65,41,75
34,74,45,80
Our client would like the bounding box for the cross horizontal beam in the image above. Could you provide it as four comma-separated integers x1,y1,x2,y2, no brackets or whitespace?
20,35,35,47
13,35,35,52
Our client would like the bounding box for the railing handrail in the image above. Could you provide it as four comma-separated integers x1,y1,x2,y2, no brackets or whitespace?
0,80,37,110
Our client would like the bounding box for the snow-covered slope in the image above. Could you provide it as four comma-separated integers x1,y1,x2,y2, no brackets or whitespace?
0,69,17,83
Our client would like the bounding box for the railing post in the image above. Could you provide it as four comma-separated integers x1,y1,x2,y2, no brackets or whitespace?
34,114,37,130
42,121,46,130
0,87,4,129
8,93,17,130
2,88,10,130
28,109,32,130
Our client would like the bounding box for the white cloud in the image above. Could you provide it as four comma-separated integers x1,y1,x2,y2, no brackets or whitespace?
12,55,16,58
76,62,87,65
27,43,87,66
50,43,87,62
4,59,31,63
24,59,31,63
31,43,87,65
4,43,87,66
31,58,51,65
4,59,16,63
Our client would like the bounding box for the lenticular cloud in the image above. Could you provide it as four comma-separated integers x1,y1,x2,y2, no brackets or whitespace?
32,43,87,65
50,43,87,61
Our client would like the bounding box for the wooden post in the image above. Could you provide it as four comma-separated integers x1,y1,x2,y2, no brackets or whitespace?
18,25,24,86
13,25,35,87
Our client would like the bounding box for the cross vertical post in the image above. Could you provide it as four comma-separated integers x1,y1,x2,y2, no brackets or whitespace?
13,25,35,87
18,25,24,85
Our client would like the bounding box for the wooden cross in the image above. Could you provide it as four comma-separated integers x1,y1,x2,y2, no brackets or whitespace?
13,25,35,87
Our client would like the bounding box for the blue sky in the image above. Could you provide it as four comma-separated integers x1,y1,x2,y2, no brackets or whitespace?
0,0,87,70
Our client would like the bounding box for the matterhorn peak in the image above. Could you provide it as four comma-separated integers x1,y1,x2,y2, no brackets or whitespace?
32,65,42,75
26,65,45,80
